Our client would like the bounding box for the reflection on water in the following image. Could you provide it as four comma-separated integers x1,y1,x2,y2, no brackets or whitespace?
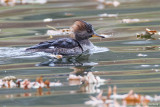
36,53,99,68
123,40,152,45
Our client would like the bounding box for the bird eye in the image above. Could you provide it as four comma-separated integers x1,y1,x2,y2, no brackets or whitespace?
87,29,92,33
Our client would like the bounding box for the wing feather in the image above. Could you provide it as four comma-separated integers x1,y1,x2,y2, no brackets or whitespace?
26,38,81,50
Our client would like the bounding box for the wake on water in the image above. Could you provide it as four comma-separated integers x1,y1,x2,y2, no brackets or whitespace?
0,47,50,58
90,46,109,54
0,46,109,59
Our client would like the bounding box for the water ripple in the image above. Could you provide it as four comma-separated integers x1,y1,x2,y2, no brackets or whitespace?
0,47,49,58
123,40,152,45
0,46,109,58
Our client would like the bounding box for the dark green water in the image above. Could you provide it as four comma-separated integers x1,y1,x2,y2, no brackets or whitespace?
0,0,160,106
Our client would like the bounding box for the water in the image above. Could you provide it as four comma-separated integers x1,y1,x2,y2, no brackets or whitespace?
0,0,160,106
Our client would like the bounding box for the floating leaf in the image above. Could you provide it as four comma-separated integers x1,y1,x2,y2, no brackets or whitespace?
136,28,158,40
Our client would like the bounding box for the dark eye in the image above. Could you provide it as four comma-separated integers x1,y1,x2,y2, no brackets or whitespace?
87,29,92,33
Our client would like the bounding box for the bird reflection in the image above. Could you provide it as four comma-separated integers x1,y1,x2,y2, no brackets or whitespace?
36,54,97,68
71,66,94,75
35,52,107,95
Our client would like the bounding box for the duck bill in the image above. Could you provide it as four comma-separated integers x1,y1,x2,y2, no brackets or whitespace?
92,33,105,38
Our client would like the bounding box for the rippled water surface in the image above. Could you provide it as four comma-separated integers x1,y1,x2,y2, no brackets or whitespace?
1,0,160,106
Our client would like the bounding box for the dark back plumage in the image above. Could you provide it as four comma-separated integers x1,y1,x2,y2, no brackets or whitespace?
26,38,81,49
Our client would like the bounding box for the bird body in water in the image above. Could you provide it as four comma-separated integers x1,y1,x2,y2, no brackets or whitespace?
26,20,105,56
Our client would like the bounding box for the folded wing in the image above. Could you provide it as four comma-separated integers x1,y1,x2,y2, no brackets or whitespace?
26,38,83,55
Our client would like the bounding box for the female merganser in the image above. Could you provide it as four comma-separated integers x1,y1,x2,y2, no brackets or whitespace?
26,20,105,56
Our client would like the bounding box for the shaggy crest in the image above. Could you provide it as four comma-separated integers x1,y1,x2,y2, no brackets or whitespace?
71,20,93,32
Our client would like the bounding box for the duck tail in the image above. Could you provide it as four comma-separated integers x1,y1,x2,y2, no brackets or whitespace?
25,42,51,52
25,46,37,52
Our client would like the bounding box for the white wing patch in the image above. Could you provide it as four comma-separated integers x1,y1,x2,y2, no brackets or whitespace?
49,46,55,49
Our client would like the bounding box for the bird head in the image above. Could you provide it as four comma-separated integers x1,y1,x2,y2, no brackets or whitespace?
71,20,105,41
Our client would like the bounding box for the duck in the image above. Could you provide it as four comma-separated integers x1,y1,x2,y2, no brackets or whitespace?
26,20,105,56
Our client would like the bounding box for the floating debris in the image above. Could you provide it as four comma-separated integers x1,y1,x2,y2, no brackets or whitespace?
0,76,62,89
152,69,159,72
154,65,159,67
137,53,147,57
98,13,118,18
123,90,150,105
2,76,17,81
46,29,71,36
84,72,107,84
85,86,160,106
122,18,149,23
68,74,83,80
96,4,105,10
68,72,107,85
141,65,150,67
144,46,157,50
64,12,74,16
136,28,158,39
0,0,16,6
69,72,107,93
145,28,157,34
122,18,140,23
43,18,53,22
80,82,104,93
68,74,83,86
46,25,71,38
24,0,47,4
105,0,120,7
0,0,47,6
96,0,120,7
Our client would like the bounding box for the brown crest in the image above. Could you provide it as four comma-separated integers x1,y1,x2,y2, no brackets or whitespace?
71,20,92,32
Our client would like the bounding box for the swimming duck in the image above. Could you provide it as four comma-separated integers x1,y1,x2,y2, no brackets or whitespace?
26,20,105,56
